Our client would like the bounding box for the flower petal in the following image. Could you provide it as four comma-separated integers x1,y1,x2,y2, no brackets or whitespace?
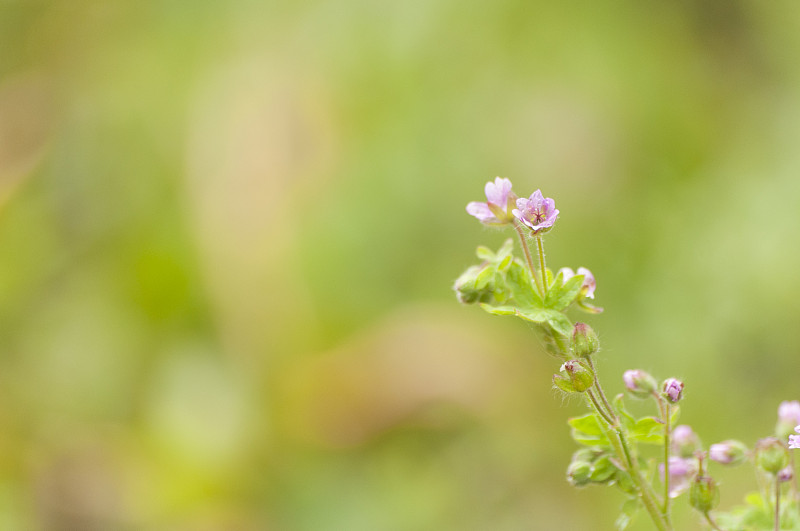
466,202,498,223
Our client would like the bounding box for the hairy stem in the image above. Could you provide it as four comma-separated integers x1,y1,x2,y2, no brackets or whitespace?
586,396,671,531
587,358,616,422
514,223,544,296
663,402,672,518
588,389,616,426
535,234,548,295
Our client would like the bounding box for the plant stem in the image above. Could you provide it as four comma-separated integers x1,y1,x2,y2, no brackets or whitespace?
704,512,724,531
791,452,799,504
588,389,616,426
663,402,672,517
535,234,548,295
587,358,616,421
514,223,544,297
585,396,671,531
775,476,781,531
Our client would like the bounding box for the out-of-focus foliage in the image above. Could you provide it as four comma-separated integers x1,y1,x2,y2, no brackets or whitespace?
1,0,799,529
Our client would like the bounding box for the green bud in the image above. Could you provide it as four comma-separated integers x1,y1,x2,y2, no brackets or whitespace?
567,460,592,487
689,476,720,513
553,374,577,393
571,322,600,359
453,265,494,304
756,437,789,474
562,360,595,393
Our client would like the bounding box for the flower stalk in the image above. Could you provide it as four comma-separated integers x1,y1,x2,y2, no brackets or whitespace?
458,178,800,530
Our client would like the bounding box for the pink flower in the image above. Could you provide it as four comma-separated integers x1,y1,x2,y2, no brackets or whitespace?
663,378,684,404
466,177,516,225
659,456,697,498
513,190,559,233
789,426,800,450
779,401,800,425
559,267,597,299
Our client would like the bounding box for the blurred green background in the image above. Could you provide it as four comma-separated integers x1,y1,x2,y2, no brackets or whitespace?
1,0,800,529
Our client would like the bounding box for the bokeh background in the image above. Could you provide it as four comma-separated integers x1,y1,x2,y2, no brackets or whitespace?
1,1,800,529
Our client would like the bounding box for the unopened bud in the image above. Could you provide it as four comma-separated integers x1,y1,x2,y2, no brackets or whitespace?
566,460,592,487
564,360,594,392
453,265,494,304
689,476,720,513
623,369,657,399
571,323,600,359
662,378,684,404
778,465,794,483
756,437,790,475
708,440,748,466
672,425,702,458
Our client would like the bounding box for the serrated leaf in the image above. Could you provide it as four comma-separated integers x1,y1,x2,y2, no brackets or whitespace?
628,417,664,445
568,414,610,446
505,261,542,307
545,273,585,311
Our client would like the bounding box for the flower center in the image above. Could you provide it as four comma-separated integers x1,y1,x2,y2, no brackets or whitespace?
532,207,546,224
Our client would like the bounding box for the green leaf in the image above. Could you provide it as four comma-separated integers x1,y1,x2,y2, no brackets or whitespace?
628,417,664,445
479,304,518,316
568,414,610,446
476,246,494,261
615,498,640,531
545,273,585,311
504,261,542,307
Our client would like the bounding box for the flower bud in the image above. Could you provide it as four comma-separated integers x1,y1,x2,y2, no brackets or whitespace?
689,476,720,513
756,437,790,475
709,440,748,466
623,369,657,399
662,378,684,404
559,360,595,393
571,323,600,359
566,460,593,487
778,465,794,483
672,425,702,458
453,265,494,304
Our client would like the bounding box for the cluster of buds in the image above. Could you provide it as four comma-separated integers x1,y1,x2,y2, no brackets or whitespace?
622,369,685,405
552,323,602,394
